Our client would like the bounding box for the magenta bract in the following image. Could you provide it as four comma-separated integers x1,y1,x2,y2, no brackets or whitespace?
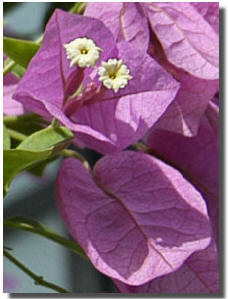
115,108,219,293
3,64,25,116
85,2,219,136
85,3,150,53
145,2,219,80
148,112,219,241
191,2,219,34
56,151,211,286
13,9,179,154
112,108,219,293
13,9,116,113
114,241,218,293
153,72,218,136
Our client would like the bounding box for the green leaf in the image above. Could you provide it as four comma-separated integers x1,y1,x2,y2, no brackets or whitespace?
3,149,53,196
4,126,74,196
17,126,73,152
3,113,47,138
3,37,40,68
3,124,11,149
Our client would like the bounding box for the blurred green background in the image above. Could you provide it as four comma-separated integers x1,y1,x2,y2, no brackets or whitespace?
3,2,117,293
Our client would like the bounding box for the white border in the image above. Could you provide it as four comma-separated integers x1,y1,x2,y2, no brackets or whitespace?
1,1,226,299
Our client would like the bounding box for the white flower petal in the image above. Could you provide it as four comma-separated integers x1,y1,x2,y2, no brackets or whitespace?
98,58,132,93
64,37,102,68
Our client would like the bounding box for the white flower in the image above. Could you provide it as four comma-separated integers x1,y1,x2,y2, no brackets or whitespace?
64,37,102,68
98,59,132,93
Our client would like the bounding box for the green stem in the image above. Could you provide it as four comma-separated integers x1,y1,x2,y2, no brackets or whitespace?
3,249,69,293
35,35,43,45
4,218,88,260
4,245,13,251
135,141,149,152
3,60,16,76
51,118,59,128
70,2,87,14
60,149,90,170
7,128,27,141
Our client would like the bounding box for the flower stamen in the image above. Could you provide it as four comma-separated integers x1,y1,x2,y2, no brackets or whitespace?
98,58,132,93
81,49,88,55
64,37,102,68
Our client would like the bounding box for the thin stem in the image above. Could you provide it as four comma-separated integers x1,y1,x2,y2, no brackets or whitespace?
3,249,69,293
60,149,90,170
3,245,13,251
7,128,27,141
51,118,59,128
3,60,16,76
4,218,88,260
35,35,43,45
135,141,149,152
70,3,79,13
70,2,87,14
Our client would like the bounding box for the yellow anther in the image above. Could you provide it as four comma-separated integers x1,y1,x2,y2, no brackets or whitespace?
81,49,88,55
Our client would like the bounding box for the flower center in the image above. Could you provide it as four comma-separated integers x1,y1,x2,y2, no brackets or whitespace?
98,59,132,93
64,37,102,68
110,74,116,80
81,48,88,55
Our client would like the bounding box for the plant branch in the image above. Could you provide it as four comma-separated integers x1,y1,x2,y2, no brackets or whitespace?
4,217,88,260
70,2,87,14
60,149,90,170
135,141,149,152
51,118,59,128
35,35,43,44
7,128,27,141
3,249,69,293
3,60,16,76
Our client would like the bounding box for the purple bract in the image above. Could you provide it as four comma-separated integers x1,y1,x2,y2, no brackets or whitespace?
13,9,180,154
85,2,219,136
3,56,25,116
114,103,219,293
7,3,219,293
56,151,212,286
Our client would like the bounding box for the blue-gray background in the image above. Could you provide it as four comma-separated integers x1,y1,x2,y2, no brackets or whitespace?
3,2,117,293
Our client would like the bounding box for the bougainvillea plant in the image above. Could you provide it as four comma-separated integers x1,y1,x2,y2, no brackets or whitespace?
3,2,219,294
